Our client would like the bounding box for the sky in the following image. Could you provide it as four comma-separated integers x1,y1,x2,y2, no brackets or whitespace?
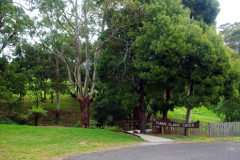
216,0,240,27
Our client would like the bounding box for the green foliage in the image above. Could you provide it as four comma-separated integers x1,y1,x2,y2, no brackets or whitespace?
0,116,16,124
220,22,240,54
133,0,194,113
210,50,240,122
97,0,230,125
0,0,236,128
90,119,98,129
73,120,81,128
182,0,220,25
93,86,133,126
28,106,48,117
95,1,144,125
177,25,231,110
213,97,240,122
103,125,121,131
0,0,34,54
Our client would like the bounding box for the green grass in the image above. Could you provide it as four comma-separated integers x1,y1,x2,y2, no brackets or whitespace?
167,106,221,122
157,134,240,143
0,125,143,160
23,93,79,111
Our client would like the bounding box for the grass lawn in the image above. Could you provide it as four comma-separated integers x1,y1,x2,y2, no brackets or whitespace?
0,125,143,160
158,134,240,143
167,106,221,122
23,93,80,111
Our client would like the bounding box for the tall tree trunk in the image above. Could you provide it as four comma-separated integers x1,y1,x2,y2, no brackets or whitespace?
36,92,39,108
139,79,146,133
162,111,168,120
55,58,60,120
133,107,140,129
79,97,93,128
51,92,54,104
161,88,170,134
44,90,47,100
184,108,192,136
161,111,168,135
56,92,60,120
34,114,39,126
185,85,194,136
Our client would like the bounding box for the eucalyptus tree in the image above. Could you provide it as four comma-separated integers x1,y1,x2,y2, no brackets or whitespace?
27,0,132,128
0,0,33,54
219,22,240,55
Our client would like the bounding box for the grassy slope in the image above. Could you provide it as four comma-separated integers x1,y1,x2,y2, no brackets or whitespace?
167,106,221,122
0,125,143,160
1,92,221,124
23,93,80,111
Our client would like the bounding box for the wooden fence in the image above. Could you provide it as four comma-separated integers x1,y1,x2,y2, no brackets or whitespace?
168,120,240,137
167,119,206,136
114,119,206,136
207,122,240,137
114,119,240,137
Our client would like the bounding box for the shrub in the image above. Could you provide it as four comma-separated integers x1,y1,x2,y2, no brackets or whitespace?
90,119,98,129
103,126,121,132
28,106,48,126
0,116,16,124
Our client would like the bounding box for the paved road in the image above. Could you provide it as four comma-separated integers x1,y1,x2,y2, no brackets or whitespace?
65,142,240,160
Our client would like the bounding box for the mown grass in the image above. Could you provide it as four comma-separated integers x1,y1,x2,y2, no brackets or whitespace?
158,134,240,143
167,106,221,122
0,125,143,160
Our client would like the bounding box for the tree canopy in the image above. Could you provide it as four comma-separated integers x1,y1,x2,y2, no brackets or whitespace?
182,0,220,25
0,0,33,54
220,22,240,54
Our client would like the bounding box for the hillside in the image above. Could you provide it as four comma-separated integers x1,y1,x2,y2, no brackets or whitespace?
167,106,221,122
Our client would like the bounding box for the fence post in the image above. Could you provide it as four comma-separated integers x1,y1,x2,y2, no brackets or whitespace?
208,123,211,137
124,120,127,131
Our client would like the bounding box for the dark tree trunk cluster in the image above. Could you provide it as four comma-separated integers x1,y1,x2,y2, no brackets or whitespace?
79,97,93,128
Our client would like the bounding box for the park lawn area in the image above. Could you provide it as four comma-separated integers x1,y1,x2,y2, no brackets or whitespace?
167,106,221,122
0,125,143,160
158,134,240,143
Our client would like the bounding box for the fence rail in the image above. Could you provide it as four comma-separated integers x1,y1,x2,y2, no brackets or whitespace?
114,119,240,137
168,119,205,136
207,122,240,137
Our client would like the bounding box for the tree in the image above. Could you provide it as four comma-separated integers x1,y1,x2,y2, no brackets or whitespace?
211,48,240,121
133,0,194,133
219,22,240,54
181,0,222,136
96,0,151,132
178,25,231,136
28,106,48,126
27,0,129,128
0,55,27,118
0,0,33,54
182,0,220,25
